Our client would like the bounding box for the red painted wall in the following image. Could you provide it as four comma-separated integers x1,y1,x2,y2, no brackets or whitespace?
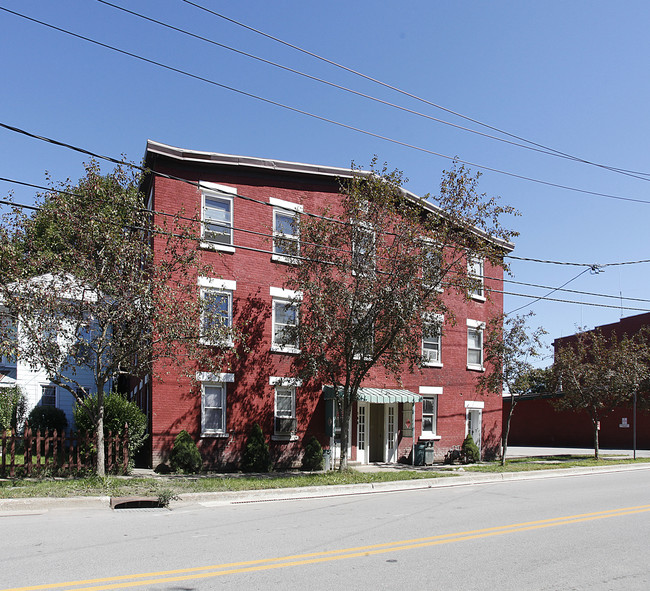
504,395,650,450
146,154,504,469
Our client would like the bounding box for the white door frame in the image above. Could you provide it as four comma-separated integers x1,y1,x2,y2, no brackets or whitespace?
385,403,398,463
357,401,369,464
464,400,484,454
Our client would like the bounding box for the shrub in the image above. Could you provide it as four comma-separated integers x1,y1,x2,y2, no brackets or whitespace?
169,430,202,473
301,435,324,471
241,423,271,472
73,391,148,459
461,434,481,464
0,386,27,433
27,405,68,434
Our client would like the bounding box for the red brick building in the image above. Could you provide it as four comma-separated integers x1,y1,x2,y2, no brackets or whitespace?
138,141,511,469
505,312,650,450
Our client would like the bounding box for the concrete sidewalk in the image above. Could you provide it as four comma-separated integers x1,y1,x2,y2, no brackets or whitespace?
1,453,649,512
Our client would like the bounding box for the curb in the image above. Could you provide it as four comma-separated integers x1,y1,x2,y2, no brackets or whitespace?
1,463,649,512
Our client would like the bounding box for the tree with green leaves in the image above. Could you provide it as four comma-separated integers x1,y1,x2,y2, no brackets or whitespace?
478,312,547,465
282,160,517,469
0,160,235,476
552,328,650,459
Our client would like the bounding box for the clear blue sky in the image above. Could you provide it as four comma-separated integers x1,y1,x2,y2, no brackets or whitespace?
2,1,650,364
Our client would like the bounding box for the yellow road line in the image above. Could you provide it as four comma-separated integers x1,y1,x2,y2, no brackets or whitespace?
5,504,650,591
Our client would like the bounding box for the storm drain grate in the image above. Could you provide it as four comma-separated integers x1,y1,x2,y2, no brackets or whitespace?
111,496,166,510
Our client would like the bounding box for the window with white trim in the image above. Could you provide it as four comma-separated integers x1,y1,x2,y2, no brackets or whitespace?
421,396,438,438
201,288,232,342
41,385,56,407
274,385,296,437
351,225,375,274
198,372,233,436
200,183,236,249
271,287,301,353
467,320,484,370
0,314,16,367
199,278,236,346
422,315,443,366
422,243,443,291
468,255,485,300
271,198,302,263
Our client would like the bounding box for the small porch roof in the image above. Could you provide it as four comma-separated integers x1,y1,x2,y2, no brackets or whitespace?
323,385,421,404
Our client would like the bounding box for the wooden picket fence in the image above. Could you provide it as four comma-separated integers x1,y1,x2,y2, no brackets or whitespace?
0,423,129,477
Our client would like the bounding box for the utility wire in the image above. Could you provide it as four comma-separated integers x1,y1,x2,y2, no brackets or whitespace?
4,125,650,280
94,0,650,182
5,180,650,314
3,7,650,206
180,0,650,181
506,268,592,315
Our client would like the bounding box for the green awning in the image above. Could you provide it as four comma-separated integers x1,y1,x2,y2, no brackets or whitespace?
323,385,421,403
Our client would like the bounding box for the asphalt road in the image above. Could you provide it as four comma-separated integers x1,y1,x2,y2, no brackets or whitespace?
2,467,650,590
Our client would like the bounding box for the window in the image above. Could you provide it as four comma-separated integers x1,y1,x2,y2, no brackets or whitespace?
271,198,302,263
271,287,301,353
200,182,236,250
467,319,484,370
271,377,301,440
199,278,236,346
422,318,442,366
352,308,374,360
197,372,233,436
468,255,485,300
41,385,56,407
421,396,437,438
351,225,375,274
422,243,443,291
0,315,17,366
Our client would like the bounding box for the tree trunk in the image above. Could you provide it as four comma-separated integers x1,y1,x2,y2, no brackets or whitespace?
592,416,600,461
96,386,105,477
338,400,351,471
501,397,516,467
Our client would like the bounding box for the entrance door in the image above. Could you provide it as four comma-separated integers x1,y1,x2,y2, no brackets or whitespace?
357,402,369,464
466,409,482,454
369,404,385,462
385,403,398,463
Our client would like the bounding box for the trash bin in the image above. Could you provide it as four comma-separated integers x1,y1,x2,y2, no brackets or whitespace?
423,440,435,466
323,449,332,471
414,442,426,466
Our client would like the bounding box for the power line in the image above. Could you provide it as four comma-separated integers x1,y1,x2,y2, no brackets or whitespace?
94,0,650,183
180,0,650,181
3,7,650,206
5,179,650,315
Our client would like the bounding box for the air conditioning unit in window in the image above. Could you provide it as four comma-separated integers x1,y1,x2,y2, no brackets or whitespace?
275,417,296,435
423,349,439,363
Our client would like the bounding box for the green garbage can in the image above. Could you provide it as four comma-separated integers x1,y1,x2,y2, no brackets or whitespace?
414,442,426,466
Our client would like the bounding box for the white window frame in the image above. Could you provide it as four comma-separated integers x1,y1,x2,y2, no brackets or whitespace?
40,384,57,407
199,277,236,347
197,372,234,437
467,319,485,371
421,239,443,292
421,396,438,439
270,287,301,354
0,314,17,367
351,223,376,275
270,198,302,264
422,313,443,367
200,182,236,253
270,377,301,441
468,255,485,301
419,386,442,441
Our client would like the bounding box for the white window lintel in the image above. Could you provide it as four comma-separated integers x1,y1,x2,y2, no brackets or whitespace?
196,372,235,383
198,277,237,291
419,386,443,396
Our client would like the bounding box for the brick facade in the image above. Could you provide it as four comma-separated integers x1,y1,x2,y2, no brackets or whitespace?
141,141,508,469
